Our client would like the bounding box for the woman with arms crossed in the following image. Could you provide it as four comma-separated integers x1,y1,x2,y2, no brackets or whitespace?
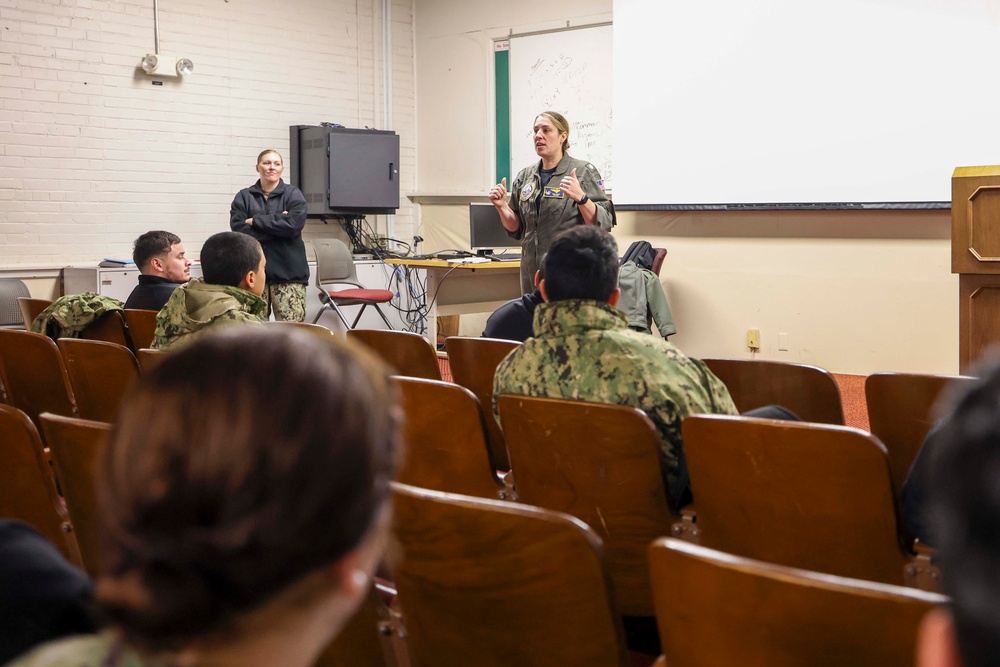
490,111,615,293
230,149,309,321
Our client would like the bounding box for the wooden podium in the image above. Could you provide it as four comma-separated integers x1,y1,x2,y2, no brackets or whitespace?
953,166,1000,372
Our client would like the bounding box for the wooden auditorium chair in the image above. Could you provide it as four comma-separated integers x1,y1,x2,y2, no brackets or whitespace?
266,320,338,338
391,483,629,667
16,296,52,329
648,538,948,667
701,357,845,424
679,414,939,590
497,394,675,618
123,308,159,351
58,338,139,423
0,329,78,430
347,329,442,380
444,336,520,470
395,376,505,499
0,405,84,568
865,371,977,494
79,310,133,349
39,412,112,578
136,347,166,372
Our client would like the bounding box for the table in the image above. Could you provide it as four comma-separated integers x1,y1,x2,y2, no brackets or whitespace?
384,258,521,344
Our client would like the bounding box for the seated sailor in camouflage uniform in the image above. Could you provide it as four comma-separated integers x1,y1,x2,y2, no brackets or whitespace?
492,226,738,513
152,232,267,350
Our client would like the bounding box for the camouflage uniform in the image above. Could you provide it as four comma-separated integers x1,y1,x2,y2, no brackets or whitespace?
507,154,616,293
29,293,124,341
263,282,307,322
493,300,737,512
152,279,266,350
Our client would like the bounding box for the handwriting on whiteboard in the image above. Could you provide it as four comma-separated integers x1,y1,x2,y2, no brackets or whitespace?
509,26,614,189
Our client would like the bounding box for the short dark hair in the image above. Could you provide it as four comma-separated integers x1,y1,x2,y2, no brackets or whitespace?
200,232,262,287
926,357,1000,667
133,231,181,270
541,226,619,302
96,327,400,652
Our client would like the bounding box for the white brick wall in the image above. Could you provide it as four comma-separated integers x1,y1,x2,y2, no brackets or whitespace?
0,0,415,265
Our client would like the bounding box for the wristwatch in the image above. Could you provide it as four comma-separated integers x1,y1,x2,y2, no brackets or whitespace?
577,193,590,205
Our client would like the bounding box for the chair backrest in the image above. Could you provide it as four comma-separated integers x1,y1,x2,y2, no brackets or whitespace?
39,412,112,578
17,297,52,329
444,336,520,470
58,338,140,423
0,279,31,328
123,309,159,351
682,414,907,585
497,394,675,617
348,329,442,380
79,310,132,349
649,538,947,667
865,372,977,494
266,320,338,338
650,247,667,276
0,405,84,568
702,357,845,424
137,347,167,372
314,239,361,286
0,329,77,428
391,483,628,667
395,376,502,498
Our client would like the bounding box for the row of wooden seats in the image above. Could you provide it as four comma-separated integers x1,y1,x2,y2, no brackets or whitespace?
0,397,944,667
328,484,946,667
323,341,970,665
0,329,153,428
18,298,159,352
344,330,973,493
0,331,955,666
0,404,108,576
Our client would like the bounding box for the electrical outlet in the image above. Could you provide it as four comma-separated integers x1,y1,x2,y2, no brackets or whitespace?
778,332,789,351
747,328,760,350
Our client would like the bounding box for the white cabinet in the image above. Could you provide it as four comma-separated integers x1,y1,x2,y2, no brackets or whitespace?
62,261,422,332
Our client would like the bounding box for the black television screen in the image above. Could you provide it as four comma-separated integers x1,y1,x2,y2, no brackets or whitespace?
470,203,519,253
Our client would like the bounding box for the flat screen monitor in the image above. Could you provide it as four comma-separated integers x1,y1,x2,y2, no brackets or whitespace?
470,203,520,255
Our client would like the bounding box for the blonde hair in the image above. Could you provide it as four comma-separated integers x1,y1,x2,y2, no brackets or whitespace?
256,149,282,165
537,111,570,152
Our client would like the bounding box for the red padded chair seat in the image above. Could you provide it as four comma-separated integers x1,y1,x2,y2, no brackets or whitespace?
328,288,394,303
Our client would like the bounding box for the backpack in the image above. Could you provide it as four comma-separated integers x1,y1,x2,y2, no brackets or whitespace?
620,240,656,271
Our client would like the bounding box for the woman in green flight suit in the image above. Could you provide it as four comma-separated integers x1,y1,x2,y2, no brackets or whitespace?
490,111,616,294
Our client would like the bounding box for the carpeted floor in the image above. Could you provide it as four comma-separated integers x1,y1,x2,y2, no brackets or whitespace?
834,374,868,431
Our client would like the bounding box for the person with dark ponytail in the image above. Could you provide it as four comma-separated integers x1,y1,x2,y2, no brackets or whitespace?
9,327,399,667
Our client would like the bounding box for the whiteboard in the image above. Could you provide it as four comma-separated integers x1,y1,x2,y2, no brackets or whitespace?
509,25,614,189
613,0,1000,206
